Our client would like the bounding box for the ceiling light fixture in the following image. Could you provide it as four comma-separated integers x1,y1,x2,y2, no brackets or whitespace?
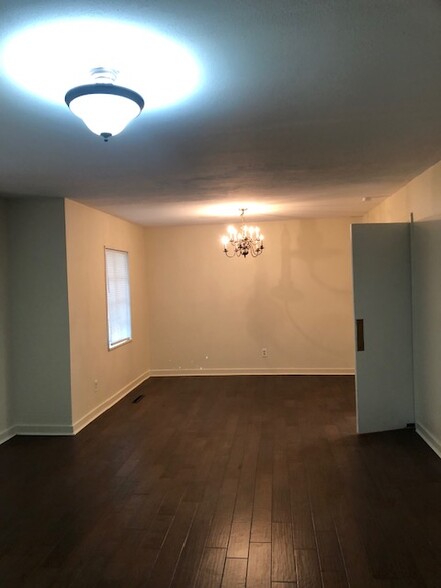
221,209,264,258
65,67,144,141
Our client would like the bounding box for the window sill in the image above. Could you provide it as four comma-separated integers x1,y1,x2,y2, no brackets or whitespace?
108,338,132,351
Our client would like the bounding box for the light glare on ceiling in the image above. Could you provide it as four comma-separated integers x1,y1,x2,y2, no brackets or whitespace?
200,202,279,219
1,17,202,110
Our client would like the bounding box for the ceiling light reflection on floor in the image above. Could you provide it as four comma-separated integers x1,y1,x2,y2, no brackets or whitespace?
1,17,202,110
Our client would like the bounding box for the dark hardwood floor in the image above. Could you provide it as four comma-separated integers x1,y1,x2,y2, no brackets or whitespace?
1,375,441,587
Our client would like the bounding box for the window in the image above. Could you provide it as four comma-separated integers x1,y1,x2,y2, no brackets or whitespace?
105,248,132,349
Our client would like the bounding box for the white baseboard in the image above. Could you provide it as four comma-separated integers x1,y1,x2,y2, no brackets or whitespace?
150,367,354,377
0,425,16,445
14,424,74,436
416,422,441,459
72,370,150,434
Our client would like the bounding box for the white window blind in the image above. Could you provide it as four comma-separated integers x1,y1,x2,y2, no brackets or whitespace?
105,248,132,349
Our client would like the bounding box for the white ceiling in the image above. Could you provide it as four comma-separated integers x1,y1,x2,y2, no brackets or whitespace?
1,0,441,226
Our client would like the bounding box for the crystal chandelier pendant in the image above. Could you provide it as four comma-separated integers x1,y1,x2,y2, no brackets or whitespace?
221,209,264,258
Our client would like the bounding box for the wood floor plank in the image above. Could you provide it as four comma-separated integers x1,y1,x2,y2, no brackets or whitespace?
251,446,272,543
207,514,235,550
321,570,349,587
99,531,159,586
272,449,292,524
158,484,186,516
206,470,241,548
295,549,321,588
147,500,197,587
291,502,316,550
227,520,251,558
272,522,296,583
221,558,247,587
316,529,345,572
333,510,382,588
250,509,272,543
233,426,260,518
171,490,221,588
142,514,174,549
195,547,227,588
247,543,271,588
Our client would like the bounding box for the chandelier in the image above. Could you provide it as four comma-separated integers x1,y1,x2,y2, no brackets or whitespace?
221,209,264,258
65,67,144,141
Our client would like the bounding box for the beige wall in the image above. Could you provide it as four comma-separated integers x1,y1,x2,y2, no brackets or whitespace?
8,198,72,432
364,160,441,223
0,200,11,441
147,217,357,374
364,159,441,457
65,200,150,429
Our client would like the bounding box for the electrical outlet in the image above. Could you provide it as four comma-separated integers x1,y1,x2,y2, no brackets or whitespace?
94,379,99,392
261,347,268,358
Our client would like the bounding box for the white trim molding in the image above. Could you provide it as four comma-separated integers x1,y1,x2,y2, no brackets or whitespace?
0,426,16,445
417,422,441,459
14,424,74,436
72,370,150,434
150,367,355,377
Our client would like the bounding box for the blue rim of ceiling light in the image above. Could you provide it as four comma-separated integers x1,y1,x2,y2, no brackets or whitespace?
65,83,145,110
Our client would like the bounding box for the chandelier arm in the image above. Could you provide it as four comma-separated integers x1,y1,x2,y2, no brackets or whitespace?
223,247,236,258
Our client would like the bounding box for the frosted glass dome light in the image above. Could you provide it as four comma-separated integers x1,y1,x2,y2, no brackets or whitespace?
65,68,144,141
